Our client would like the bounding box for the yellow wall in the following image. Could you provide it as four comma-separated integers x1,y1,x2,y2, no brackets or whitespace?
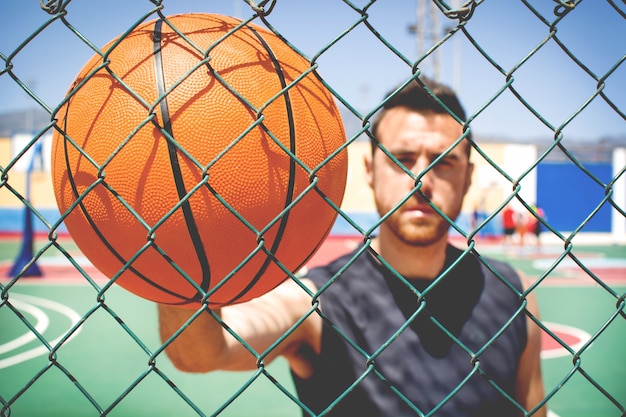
0,136,56,208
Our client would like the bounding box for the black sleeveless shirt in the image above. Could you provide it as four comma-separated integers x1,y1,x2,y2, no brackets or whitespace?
293,245,527,417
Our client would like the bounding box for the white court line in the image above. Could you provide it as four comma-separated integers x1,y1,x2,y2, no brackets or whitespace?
0,293,82,369
0,299,49,354
541,321,590,417
541,321,592,360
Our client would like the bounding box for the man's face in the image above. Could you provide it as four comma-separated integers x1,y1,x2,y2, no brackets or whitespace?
365,107,473,247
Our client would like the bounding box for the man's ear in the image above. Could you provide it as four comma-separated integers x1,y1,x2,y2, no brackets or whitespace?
464,162,474,195
364,151,374,189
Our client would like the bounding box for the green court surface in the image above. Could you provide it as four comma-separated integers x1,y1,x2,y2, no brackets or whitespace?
1,237,625,416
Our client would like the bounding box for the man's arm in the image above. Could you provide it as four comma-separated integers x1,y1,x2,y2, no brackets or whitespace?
158,278,321,377
515,276,547,417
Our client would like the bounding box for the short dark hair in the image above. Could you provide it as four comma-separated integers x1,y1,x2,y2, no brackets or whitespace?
370,77,472,156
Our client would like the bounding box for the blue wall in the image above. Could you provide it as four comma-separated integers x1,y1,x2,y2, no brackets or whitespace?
0,208,67,235
536,162,613,232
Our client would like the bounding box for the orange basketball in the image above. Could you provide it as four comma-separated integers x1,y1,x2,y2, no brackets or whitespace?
51,13,347,307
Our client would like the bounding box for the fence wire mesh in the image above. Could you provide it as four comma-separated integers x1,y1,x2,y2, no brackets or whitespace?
1,1,625,416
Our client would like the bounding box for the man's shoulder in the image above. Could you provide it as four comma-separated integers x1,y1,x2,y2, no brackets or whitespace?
475,252,523,292
306,248,373,290
447,244,522,290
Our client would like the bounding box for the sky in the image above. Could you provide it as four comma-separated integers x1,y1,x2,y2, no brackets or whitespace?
0,0,625,142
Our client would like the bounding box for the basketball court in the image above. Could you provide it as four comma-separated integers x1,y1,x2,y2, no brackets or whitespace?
1,235,625,416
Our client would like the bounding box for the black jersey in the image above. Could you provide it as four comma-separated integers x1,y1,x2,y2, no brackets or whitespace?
293,244,527,417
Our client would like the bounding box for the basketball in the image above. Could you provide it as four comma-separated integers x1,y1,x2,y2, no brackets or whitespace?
51,13,347,307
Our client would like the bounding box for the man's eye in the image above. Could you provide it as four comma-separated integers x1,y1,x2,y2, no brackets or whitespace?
434,158,455,171
397,158,414,168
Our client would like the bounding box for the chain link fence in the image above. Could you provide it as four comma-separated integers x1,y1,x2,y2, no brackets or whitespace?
1,1,625,416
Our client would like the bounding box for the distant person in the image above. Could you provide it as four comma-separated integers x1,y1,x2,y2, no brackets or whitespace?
515,209,528,250
471,204,480,232
158,78,547,417
502,204,517,247
527,204,545,252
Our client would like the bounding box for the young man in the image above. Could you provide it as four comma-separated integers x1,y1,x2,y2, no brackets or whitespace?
158,78,547,417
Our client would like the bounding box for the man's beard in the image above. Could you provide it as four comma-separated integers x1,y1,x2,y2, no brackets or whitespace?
386,213,451,247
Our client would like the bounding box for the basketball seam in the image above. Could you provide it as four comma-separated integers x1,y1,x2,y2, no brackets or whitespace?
153,19,212,304
223,24,299,304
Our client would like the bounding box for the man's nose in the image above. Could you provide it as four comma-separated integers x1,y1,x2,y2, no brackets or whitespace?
412,159,434,200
